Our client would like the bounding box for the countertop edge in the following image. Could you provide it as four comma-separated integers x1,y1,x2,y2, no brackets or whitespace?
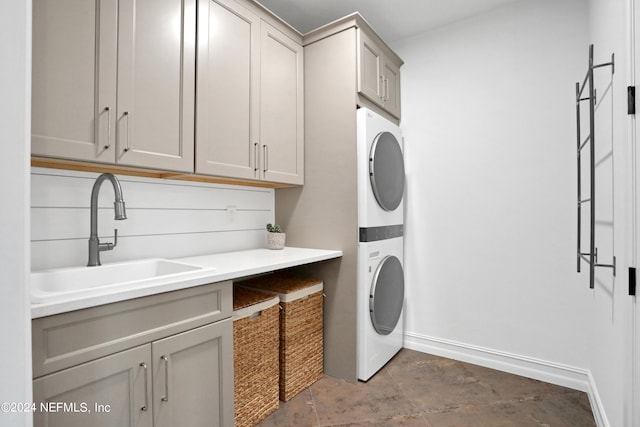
31,247,342,319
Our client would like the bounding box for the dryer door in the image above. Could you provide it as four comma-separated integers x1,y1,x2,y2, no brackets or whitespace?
370,131,405,211
370,255,404,335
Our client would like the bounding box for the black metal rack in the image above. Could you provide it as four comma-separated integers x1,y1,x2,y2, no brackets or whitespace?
575,44,616,289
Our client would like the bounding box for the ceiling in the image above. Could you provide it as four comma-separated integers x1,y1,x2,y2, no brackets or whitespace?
257,0,522,42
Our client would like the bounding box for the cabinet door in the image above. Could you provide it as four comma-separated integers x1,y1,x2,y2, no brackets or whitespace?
32,0,117,163
33,345,152,427
116,0,196,172
383,59,401,119
195,0,260,179
357,29,384,108
152,320,233,427
260,21,304,185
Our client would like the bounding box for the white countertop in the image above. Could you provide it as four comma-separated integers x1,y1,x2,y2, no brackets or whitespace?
31,247,342,318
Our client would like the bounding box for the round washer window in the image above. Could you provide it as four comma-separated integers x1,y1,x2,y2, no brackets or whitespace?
370,255,404,335
370,131,405,211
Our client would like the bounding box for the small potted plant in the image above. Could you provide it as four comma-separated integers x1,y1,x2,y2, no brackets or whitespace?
266,223,286,250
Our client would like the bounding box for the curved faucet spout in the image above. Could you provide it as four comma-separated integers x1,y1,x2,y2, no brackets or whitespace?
88,173,127,266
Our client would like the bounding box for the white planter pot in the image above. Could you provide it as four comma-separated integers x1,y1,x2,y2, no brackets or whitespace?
267,232,286,250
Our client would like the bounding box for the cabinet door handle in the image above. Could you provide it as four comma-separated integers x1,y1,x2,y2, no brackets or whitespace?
379,75,384,100
384,77,389,102
254,143,259,172
384,77,389,101
263,145,268,173
161,355,169,402
122,111,131,152
104,106,112,149
139,362,148,412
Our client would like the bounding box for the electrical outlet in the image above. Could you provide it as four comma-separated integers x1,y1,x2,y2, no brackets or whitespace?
226,206,237,223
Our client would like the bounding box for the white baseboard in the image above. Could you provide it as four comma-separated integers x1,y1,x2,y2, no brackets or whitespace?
586,371,609,427
403,331,589,390
403,332,609,426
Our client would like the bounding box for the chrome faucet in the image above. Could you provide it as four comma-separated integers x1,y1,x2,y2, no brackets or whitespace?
88,173,127,266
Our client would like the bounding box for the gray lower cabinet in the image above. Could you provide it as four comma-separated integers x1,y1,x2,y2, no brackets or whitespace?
32,281,233,427
33,345,153,427
152,320,233,427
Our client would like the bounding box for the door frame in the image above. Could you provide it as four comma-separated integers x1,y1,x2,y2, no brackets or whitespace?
630,0,639,425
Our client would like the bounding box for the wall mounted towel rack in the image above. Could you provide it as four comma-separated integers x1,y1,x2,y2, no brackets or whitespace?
575,44,615,289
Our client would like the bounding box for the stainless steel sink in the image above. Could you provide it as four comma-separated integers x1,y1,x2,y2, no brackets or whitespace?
31,259,216,304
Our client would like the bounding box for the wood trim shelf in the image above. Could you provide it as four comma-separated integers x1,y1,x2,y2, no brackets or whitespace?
31,157,297,189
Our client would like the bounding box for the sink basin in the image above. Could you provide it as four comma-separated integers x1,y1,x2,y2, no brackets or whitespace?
32,259,216,304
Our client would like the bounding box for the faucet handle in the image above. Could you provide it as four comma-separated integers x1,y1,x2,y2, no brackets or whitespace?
99,229,119,252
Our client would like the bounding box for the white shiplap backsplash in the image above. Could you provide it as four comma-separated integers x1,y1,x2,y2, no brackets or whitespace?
31,167,274,270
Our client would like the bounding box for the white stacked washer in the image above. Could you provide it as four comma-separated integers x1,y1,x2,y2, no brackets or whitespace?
356,107,405,381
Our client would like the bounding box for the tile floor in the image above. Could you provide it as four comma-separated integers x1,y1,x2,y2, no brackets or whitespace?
258,349,596,427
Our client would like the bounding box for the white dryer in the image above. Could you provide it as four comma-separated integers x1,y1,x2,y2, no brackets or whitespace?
356,108,405,229
356,107,405,381
357,237,404,381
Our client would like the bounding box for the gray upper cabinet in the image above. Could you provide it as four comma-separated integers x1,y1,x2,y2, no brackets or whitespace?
357,28,402,119
260,21,304,185
115,0,196,172
32,0,117,164
195,0,260,180
382,58,401,118
357,30,384,107
196,0,304,185
33,0,304,185
32,0,196,173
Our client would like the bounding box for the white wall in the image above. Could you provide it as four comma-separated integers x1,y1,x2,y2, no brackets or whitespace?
393,0,593,389
31,168,275,270
0,1,32,426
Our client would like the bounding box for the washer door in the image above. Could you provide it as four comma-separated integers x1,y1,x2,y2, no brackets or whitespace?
370,131,405,211
370,255,404,335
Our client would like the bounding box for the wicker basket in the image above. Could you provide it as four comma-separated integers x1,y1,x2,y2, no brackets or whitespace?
239,274,324,401
233,286,280,427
